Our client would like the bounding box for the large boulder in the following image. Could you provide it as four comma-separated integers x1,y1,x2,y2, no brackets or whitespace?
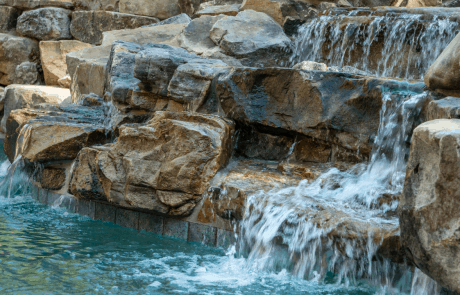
1,85,70,132
118,0,201,20
101,23,186,46
0,34,40,85
70,11,159,45
5,105,108,163
17,8,72,41
72,0,119,11
216,68,425,157
39,40,93,86
425,32,460,95
70,111,234,216
0,6,20,34
0,0,73,9
209,10,291,66
399,119,460,293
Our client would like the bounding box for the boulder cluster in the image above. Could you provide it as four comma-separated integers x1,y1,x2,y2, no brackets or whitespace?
2,0,460,292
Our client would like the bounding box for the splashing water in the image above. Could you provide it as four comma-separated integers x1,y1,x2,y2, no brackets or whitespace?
290,9,460,79
238,90,437,293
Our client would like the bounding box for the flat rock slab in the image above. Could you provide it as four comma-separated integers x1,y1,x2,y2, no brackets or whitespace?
400,119,460,292
70,111,234,216
17,8,72,41
40,40,92,86
0,34,39,85
196,4,241,17
70,11,159,45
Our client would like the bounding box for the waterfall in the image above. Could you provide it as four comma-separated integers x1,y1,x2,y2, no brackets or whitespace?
237,90,435,292
290,8,460,79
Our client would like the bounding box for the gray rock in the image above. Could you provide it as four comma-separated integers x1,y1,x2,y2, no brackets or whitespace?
14,62,39,85
72,0,119,11
293,61,328,71
0,34,40,85
101,23,185,47
0,6,20,34
70,11,159,45
341,65,369,75
209,10,291,66
66,45,111,81
141,13,191,28
118,0,201,20
196,4,240,17
400,119,460,293
425,96,460,121
178,15,227,55
0,0,73,9
17,8,72,41
201,47,243,67
318,2,337,10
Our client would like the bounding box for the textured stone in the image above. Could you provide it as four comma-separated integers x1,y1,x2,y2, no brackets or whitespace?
164,218,188,240
188,223,216,246
0,0,73,9
101,23,185,47
17,8,72,41
66,45,110,82
1,85,70,132
76,198,95,218
13,62,39,85
178,15,226,55
139,212,163,234
94,202,117,223
196,4,241,16
72,0,119,11
293,60,328,71
0,6,20,34
57,75,71,88
40,40,92,86
70,11,159,45
37,167,66,190
400,119,460,292
240,0,313,25
141,13,191,28
115,208,139,229
425,96,460,121
0,34,40,85
119,0,201,20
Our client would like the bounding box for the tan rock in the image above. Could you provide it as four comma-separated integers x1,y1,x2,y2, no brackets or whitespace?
1,85,70,132
0,0,73,9
119,0,200,20
0,34,40,86
57,74,71,88
196,4,241,17
240,0,312,25
70,11,159,45
292,60,328,71
392,0,440,7
400,119,460,292
178,15,226,55
0,6,20,34
425,96,460,121
72,0,119,11
101,23,186,47
40,40,93,86
37,167,66,190
70,111,235,215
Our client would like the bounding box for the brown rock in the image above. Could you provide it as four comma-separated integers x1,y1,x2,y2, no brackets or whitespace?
38,167,66,190
196,4,241,16
400,119,460,292
0,0,73,9
39,40,93,86
119,0,201,20
0,6,20,34
240,0,313,26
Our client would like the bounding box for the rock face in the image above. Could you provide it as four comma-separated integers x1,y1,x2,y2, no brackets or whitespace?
0,34,40,85
425,97,460,121
1,85,70,132
13,62,40,85
72,0,119,11
0,0,73,9
5,105,109,163
400,119,460,293
101,23,186,46
17,8,72,41
425,32,460,94
0,6,20,34
118,0,200,19
140,13,191,28
209,10,291,66
39,40,93,86
70,11,159,44
196,4,241,17
70,111,234,216
240,0,312,26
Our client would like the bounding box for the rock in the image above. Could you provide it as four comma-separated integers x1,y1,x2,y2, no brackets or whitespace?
37,167,66,190
0,6,20,34
140,13,191,28
283,7,317,36
1,85,70,132
216,68,424,156
240,0,313,25
5,105,109,163
118,0,201,20
57,75,71,88
201,47,244,67
293,60,328,71
66,46,111,103
209,10,291,66
425,97,460,121
318,2,337,10
425,32,460,94
392,0,440,7
0,34,40,86
70,111,234,216
0,0,73,9
196,4,241,16
70,11,159,45
80,93,103,106
341,65,369,75
17,8,72,41
178,15,227,55
399,119,460,293
72,0,119,11
101,23,186,47
14,62,39,85
39,40,93,86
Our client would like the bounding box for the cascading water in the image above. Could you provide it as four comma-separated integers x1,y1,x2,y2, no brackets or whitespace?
237,89,438,293
290,8,460,79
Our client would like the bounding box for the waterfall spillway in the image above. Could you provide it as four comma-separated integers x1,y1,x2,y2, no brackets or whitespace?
238,90,432,292
290,8,460,79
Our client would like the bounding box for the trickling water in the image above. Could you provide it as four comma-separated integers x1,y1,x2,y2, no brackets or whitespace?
290,9,460,79
238,90,437,293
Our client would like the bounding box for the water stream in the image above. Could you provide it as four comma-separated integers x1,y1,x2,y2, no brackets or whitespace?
290,9,460,79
